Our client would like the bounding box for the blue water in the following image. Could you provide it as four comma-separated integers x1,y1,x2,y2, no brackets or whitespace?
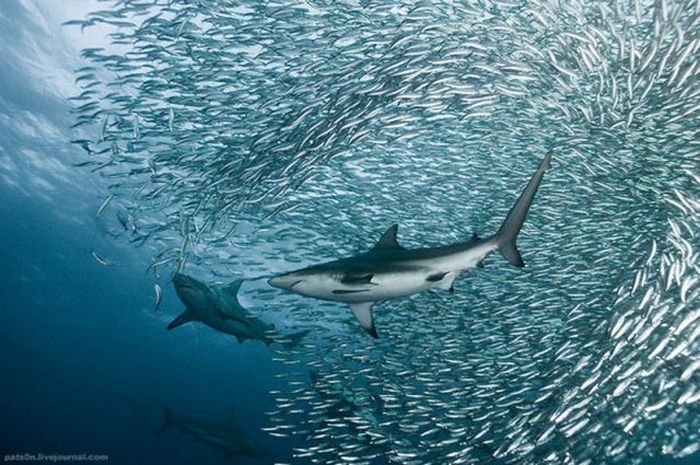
0,190,290,464
2,179,696,465
0,1,697,465
0,4,286,463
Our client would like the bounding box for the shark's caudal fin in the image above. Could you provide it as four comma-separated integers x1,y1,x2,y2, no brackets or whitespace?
495,151,552,267
167,310,195,330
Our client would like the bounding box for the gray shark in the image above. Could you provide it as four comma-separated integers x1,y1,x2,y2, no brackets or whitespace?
268,152,552,338
156,407,267,459
169,273,307,346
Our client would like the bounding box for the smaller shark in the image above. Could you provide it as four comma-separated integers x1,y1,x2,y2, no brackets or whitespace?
169,273,307,346
268,152,552,338
156,407,266,459
306,370,396,450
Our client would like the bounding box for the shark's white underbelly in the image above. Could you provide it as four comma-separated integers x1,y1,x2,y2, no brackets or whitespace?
326,268,456,303
354,270,436,302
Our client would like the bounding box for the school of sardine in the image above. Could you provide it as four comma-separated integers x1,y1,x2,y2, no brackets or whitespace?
68,0,698,463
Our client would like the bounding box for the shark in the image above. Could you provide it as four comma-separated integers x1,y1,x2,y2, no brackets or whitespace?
306,370,385,444
169,273,307,347
309,370,383,421
156,407,267,459
268,152,552,338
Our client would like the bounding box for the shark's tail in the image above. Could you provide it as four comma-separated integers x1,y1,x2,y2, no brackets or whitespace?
155,408,173,436
495,151,552,267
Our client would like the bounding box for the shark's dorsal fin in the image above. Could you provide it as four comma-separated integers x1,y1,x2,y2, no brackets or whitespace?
373,224,403,250
221,279,244,298
167,310,195,330
348,302,378,338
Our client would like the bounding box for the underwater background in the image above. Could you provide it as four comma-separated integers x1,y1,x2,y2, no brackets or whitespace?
0,1,698,465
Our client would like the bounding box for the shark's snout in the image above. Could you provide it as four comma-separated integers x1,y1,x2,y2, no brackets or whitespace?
172,273,196,290
172,273,206,307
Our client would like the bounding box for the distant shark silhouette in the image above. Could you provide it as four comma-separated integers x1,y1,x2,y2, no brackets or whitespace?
156,407,266,460
169,273,307,347
309,370,383,421
269,152,552,338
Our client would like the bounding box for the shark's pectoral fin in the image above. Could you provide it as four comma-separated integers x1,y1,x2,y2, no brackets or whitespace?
348,302,378,338
167,310,195,330
427,271,461,292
